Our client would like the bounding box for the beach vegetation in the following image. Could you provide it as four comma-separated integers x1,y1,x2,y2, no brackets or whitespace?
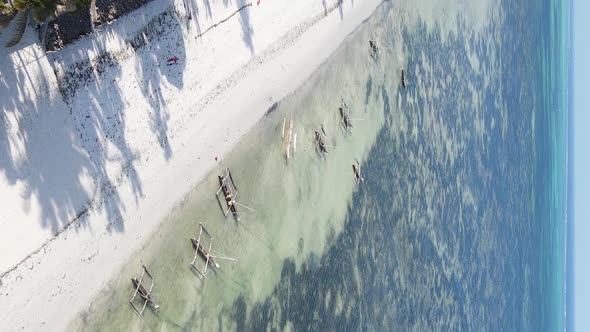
0,0,89,47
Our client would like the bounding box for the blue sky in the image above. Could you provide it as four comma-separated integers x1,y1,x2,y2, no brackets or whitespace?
570,0,589,330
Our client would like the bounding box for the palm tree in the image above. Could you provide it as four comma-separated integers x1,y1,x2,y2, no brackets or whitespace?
0,0,89,47
0,3,17,29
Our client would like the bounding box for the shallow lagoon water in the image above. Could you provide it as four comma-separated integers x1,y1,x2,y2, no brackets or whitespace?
72,4,398,330
72,0,566,330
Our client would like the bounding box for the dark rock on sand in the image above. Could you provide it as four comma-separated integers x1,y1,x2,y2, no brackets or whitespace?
92,0,148,26
44,8,93,52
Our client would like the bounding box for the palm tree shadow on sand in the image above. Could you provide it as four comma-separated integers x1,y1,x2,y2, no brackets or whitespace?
0,0,192,238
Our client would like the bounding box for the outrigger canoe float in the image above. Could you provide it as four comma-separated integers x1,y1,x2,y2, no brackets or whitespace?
281,114,297,161
401,69,407,88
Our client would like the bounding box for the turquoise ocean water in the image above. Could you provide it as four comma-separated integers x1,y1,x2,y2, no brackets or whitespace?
529,0,569,329
72,0,568,330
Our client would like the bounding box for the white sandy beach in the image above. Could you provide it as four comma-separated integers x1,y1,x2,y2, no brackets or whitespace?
0,0,382,330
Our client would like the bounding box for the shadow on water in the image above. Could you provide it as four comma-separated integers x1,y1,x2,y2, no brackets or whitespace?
364,75,372,105
0,2,191,235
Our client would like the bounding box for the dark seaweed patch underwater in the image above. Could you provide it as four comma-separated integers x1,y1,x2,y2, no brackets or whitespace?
222,0,564,329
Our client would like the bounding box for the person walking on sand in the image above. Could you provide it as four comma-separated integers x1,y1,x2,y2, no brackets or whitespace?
167,56,179,65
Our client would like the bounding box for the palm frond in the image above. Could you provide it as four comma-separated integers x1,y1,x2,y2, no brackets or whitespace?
0,3,15,14
2,0,91,47
52,4,69,16
51,0,70,12
32,5,52,22
5,9,28,47
12,0,29,12
0,11,16,28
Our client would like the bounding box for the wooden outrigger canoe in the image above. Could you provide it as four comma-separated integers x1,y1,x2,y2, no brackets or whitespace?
129,265,159,317
190,223,237,278
216,168,240,222
339,101,353,132
401,69,407,88
315,131,328,157
353,160,364,185
282,114,296,160
369,40,379,60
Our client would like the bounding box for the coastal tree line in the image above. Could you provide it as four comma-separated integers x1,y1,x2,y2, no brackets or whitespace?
0,0,146,49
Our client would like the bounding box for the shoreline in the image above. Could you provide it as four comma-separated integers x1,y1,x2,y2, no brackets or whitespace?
0,0,383,330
